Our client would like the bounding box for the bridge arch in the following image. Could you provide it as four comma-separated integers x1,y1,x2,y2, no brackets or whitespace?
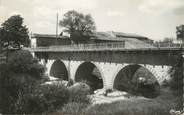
113,64,160,98
140,65,171,84
50,59,68,80
74,62,104,93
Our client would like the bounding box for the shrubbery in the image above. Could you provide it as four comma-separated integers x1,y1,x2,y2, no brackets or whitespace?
52,82,91,115
0,50,92,114
52,82,92,114
169,57,183,94
34,84,69,113
14,84,69,114
5,81,91,114
7,50,45,78
0,50,44,113
0,73,38,113
168,57,183,109
68,82,91,104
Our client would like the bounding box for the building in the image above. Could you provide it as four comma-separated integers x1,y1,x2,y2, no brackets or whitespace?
30,31,153,47
30,33,71,47
89,31,153,43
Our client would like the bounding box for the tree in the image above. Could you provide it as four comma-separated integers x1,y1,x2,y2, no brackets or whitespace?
0,15,30,48
169,56,183,94
0,28,8,51
60,10,96,44
0,28,3,52
168,56,183,109
176,25,184,42
162,37,174,43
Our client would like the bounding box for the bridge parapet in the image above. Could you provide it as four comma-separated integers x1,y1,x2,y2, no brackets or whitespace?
28,42,124,52
146,42,183,48
28,41,183,52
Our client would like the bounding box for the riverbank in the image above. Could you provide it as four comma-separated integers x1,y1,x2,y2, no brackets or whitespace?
84,87,181,115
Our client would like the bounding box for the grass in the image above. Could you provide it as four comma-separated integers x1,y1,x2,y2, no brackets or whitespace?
84,88,178,115
55,87,180,115
55,102,87,115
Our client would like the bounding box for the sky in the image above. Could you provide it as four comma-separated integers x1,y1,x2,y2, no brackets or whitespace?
0,0,184,40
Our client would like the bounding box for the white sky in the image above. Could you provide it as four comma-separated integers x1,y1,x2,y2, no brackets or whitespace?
0,0,184,40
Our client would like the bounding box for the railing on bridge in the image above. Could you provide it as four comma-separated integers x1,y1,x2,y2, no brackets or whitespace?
151,42,183,48
30,41,183,52
126,40,183,49
54,42,125,50
31,42,126,51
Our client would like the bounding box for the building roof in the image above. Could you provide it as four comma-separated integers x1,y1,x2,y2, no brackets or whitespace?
31,31,152,42
114,32,148,39
90,31,152,41
31,33,69,39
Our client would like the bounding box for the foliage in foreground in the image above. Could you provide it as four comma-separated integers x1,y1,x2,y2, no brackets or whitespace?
4,82,91,114
169,57,183,94
15,84,69,114
168,56,183,110
58,88,177,115
0,49,91,114
0,50,44,113
68,82,91,104
58,102,87,115
51,85,179,115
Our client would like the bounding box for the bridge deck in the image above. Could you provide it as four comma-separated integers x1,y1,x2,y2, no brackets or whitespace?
28,42,184,52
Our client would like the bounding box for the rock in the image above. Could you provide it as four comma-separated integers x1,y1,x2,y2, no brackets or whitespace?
108,90,128,97
48,75,59,81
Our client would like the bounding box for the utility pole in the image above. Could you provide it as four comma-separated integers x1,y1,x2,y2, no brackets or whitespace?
55,13,59,45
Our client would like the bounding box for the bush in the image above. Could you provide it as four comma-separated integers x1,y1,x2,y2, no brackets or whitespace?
0,68,39,113
0,50,45,114
68,82,91,104
37,84,69,112
168,57,183,110
10,84,43,114
15,84,69,114
11,82,92,114
19,82,91,114
169,57,183,94
85,95,175,115
7,50,45,79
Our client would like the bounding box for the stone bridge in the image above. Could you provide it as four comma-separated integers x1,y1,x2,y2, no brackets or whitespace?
30,42,183,90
